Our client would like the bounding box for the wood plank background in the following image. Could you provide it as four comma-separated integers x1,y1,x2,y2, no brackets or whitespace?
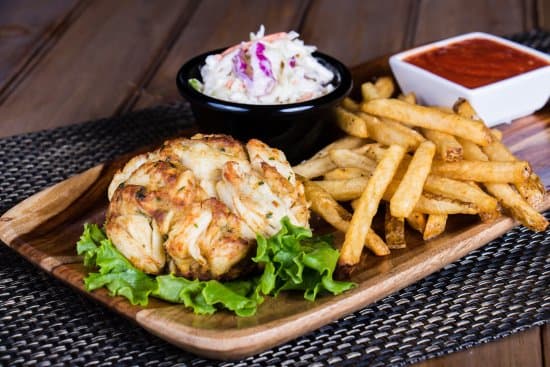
0,0,548,365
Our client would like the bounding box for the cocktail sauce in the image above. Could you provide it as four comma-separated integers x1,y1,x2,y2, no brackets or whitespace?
404,38,549,89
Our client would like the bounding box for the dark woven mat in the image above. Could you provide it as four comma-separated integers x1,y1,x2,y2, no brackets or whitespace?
1,30,549,367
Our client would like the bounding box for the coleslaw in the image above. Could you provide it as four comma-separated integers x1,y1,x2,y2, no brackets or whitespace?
189,25,336,104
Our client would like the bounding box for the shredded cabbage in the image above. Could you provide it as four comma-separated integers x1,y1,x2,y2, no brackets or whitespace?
192,25,335,104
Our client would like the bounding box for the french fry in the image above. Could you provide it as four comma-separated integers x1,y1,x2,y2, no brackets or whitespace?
422,129,463,162
423,214,448,240
363,230,391,256
374,77,395,98
482,131,545,207
484,183,548,231
430,160,531,183
316,176,370,201
453,98,480,120
339,145,406,266
327,92,547,269
457,137,548,231
423,175,499,216
516,174,546,207
353,192,478,215
406,212,427,233
361,82,380,101
482,132,516,161
385,203,406,249
292,156,336,179
355,143,388,161
359,112,420,151
435,106,454,113
329,149,377,172
382,178,401,201
381,117,426,144
414,194,479,215
303,181,390,255
362,98,492,146
297,133,369,181
324,167,370,180
390,141,436,218
398,92,416,104
459,141,484,162
341,97,360,112
312,136,367,159
334,107,369,138
304,180,351,232
491,128,503,141
456,138,489,161
358,144,414,182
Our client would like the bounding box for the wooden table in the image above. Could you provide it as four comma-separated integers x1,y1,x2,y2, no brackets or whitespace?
0,1,548,365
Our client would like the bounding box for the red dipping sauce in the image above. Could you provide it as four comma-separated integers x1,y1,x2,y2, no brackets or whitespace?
404,38,550,89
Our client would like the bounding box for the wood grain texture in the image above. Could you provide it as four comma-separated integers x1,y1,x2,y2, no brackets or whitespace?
1,163,547,359
538,0,550,29
0,163,112,271
416,327,543,367
414,0,529,45
543,324,550,367
404,11,547,364
0,0,194,138
0,2,547,363
0,0,80,89
0,81,548,358
300,0,415,67
133,0,309,109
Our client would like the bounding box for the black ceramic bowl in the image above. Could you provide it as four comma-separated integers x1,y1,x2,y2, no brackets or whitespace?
176,48,352,164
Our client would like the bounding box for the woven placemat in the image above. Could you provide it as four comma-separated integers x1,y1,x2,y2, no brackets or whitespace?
1,30,549,366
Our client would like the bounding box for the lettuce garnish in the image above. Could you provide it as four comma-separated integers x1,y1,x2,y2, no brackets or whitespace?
254,217,354,301
76,218,354,316
188,78,203,92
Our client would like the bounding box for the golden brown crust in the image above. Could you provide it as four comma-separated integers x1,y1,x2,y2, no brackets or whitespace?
105,134,308,280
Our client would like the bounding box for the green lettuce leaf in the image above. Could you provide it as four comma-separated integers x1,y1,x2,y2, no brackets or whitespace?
253,217,355,301
77,218,354,316
188,78,203,92
77,224,260,316
76,223,107,266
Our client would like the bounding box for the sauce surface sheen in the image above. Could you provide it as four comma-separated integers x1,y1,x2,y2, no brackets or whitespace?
404,38,549,89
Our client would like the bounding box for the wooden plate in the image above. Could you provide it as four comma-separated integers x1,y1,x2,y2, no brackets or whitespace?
1,60,549,360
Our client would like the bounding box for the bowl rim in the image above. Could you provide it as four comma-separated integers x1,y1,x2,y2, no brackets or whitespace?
389,31,550,126
176,48,352,113
389,32,550,94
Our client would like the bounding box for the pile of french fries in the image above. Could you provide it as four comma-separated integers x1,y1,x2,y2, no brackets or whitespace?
293,77,548,267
